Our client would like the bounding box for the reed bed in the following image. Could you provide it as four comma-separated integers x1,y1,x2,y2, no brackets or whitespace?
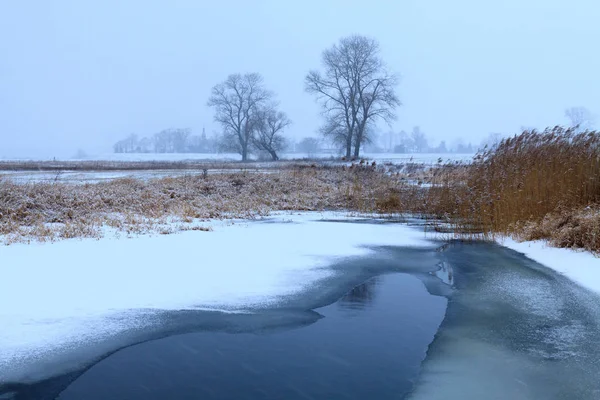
427,126,600,252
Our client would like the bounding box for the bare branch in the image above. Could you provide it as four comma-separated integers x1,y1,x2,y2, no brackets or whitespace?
208,73,273,161
251,108,291,161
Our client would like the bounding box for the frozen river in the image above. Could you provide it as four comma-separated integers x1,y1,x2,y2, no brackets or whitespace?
1,217,599,399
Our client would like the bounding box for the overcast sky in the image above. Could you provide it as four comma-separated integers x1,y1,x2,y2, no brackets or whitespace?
1,0,598,158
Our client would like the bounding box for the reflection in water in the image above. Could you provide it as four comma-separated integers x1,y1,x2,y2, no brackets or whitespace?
432,262,454,286
0,309,324,400
339,277,379,310
56,274,446,400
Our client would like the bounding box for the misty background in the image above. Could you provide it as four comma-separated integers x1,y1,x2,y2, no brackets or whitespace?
1,0,598,158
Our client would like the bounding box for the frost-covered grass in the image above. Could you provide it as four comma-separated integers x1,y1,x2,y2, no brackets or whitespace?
0,166,428,244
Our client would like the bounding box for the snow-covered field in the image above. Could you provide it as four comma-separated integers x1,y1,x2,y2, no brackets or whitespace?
0,212,433,383
0,152,475,184
0,169,247,184
86,152,475,164
0,152,475,164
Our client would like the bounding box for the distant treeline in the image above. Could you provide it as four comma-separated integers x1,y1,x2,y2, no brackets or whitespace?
113,129,217,154
372,126,476,154
112,127,478,156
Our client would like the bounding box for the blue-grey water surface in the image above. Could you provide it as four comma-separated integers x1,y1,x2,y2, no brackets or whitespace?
3,222,600,400
57,274,446,400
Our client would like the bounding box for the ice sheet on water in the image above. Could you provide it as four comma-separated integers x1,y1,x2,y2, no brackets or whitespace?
0,212,434,383
409,242,600,400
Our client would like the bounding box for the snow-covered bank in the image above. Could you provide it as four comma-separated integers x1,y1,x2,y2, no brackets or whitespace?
501,238,600,295
0,213,434,383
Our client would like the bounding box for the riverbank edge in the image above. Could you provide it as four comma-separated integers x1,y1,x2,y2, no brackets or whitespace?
500,237,600,295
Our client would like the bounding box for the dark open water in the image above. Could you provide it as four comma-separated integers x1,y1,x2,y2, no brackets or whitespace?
57,274,446,400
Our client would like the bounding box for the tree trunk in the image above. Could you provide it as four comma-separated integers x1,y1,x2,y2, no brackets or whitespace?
353,123,366,158
241,145,248,161
353,141,361,159
345,137,352,159
269,150,279,161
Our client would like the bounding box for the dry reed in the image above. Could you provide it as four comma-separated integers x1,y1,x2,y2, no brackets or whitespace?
425,126,600,251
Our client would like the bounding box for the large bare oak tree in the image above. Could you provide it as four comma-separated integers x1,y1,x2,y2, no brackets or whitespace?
305,35,400,158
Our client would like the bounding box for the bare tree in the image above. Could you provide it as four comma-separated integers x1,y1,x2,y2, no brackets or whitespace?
565,107,595,131
351,39,399,158
208,73,272,161
138,137,153,153
251,108,291,161
436,140,448,153
397,130,412,153
171,128,191,153
153,130,170,153
381,130,394,152
113,134,138,153
411,126,428,153
306,35,399,159
319,113,350,154
296,137,321,155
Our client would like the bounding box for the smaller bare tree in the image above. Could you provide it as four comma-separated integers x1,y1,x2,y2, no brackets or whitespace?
252,109,291,161
153,130,170,153
411,126,428,153
208,73,272,161
319,113,353,155
171,128,191,153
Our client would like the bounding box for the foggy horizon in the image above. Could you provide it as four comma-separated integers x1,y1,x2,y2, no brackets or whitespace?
1,0,598,158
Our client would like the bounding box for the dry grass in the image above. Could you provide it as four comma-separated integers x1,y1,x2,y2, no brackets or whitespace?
0,166,412,244
3,128,599,253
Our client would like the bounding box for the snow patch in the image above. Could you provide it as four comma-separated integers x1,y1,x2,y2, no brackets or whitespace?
0,212,432,382
501,238,600,295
